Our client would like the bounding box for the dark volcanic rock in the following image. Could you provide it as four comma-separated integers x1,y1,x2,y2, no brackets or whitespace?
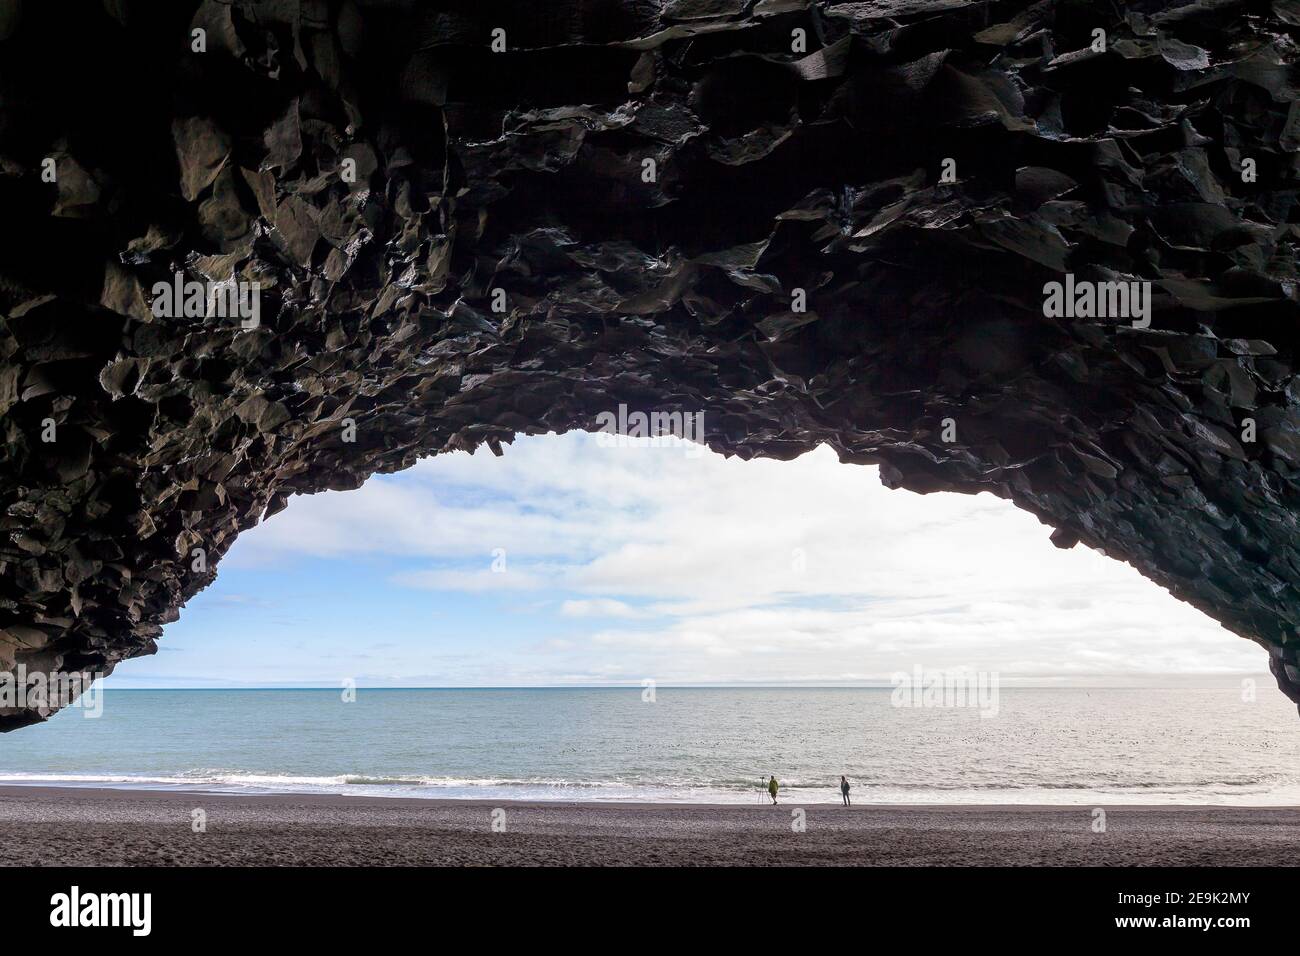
1,0,1299,727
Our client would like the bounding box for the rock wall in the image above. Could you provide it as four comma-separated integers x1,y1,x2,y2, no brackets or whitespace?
1,0,1299,728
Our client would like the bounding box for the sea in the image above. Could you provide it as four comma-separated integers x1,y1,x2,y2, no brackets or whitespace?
2,686,1298,805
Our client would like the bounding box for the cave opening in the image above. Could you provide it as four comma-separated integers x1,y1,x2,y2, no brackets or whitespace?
109,430,1274,690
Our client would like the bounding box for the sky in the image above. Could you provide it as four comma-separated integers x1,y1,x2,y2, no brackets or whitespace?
107,431,1269,687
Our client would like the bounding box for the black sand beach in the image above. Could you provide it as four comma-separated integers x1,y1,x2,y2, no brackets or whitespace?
1,786,1295,866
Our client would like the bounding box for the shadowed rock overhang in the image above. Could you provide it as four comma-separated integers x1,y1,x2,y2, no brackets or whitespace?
1,0,1299,729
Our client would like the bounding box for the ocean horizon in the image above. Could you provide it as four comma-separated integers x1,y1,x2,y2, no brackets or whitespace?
3,686,1297,806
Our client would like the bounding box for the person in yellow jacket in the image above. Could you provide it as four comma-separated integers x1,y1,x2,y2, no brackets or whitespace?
768,775,779,805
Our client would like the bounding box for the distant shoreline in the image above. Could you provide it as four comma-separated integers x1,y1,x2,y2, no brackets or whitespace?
2,781,1297,809
2,786,1296,866
5,783,1297,810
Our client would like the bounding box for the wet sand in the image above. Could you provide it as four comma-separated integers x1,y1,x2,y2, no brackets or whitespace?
0,786,1295,866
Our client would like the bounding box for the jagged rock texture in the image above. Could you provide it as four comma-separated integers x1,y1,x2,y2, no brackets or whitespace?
1,0,1299,728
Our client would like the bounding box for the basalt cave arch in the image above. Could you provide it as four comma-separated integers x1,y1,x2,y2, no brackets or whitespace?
2,0,1300,729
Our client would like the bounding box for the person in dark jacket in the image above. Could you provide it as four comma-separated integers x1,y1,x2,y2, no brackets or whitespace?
840,775,851,806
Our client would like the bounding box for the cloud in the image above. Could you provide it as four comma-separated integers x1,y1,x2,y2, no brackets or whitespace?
560,598,650,619
212,431,1263,682
391,568,548,592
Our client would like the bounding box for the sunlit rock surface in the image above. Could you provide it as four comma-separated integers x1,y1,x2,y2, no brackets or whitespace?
1,0,1299,727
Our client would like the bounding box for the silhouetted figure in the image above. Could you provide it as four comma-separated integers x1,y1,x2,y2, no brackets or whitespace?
840,775,851,806
768,775,779,805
